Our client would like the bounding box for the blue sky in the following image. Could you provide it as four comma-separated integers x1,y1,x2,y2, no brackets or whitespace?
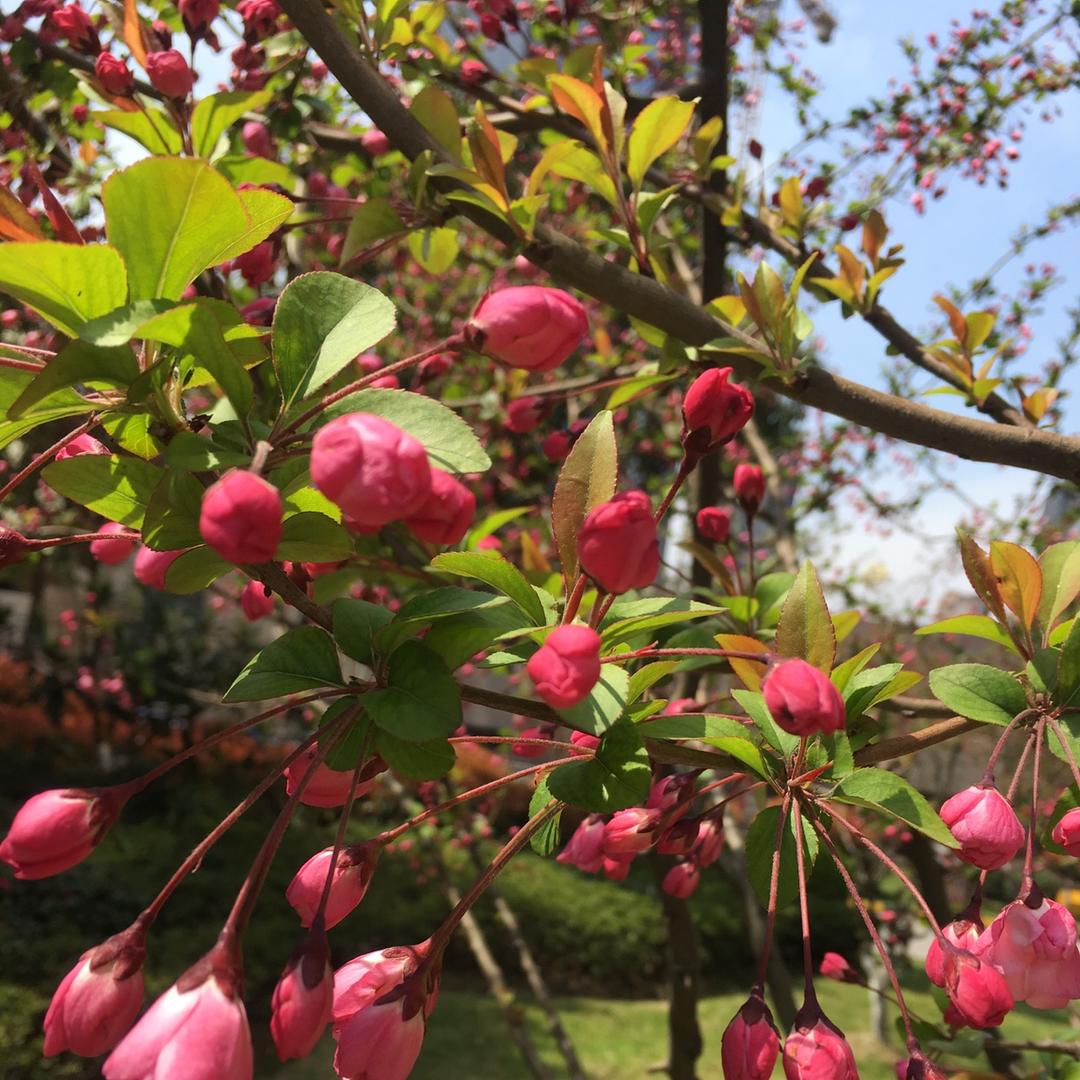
749,0,1080,608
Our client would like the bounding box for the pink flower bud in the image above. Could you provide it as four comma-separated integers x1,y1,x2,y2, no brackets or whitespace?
662,860,700,898
199,470,282,564
241,120,274,157
939,784,1024,870
333,946,431,1080
271,932,333,1061
90,522,139,566
542,429,573,462
361,128,392,156
782,1005,858,1080
467,286,589,372
681,367,754,455
506,395,544,433
603,855,631,880
54,432,108,460
1052,806,1080,856
237,0,279,39
52,3,98,51
1,787,125,879
145,50,195,98
417,351,454,381
721,992,780,1080
0,526,33,568
44,929,145,1057
696,506,731,543
975,894,1080,1008
762,658,846,736
578,490,660,594
526,624,601,709
94,52,134,95
240,580,275,620
460,58,488,84
691,816,724,866
657,819,699,856
556,814,606,873
178,0,219,36
925,915,981,987
819,953,857,982
311,413,432,530
734,463,766,515
287,843,381,929
132,546,184,590
941,947,1013,1028
570,730,600,751
602,807,661,858
511,725,547,758
103,955,252,1080
232,240,275,285
284,746,379,808
403,469,476,546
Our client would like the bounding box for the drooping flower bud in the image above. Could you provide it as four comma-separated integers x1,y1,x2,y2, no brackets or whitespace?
286,842,381,930
44,928,145,1057
661,860,700,898
284,746,382,809
941,947,1014,1028
762,658,846,736
90,522,139,566
734,463,766,516
54,433,108,460
657,819,700,857
939,784,1024,870
819,953,858,983
145,50,195,98
602,807,662,858
691,816,724,867
696,506,732,543
132,546,185,590
198,470,283,564
310,413,432,530
506,395,544,434
403,469,476,546
681,367,754,456
240,119,274,158
178,0,219,38
578,491,660,595
466,286,589,372
526,624,602,709
782,1002,858,1080
1,787,127,879
103,949,252,1079
0,526,35,568
903,1049,948,1080
94,52,134,96
721,992,781,1080
925,914,982,987
240,579,275,621
556,814,606,873
271,931,333,1061
52,3,99,51
1052,806,1080,856
360,128,392,156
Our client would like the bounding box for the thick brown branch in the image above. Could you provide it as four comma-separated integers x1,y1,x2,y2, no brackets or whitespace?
853,715,981,766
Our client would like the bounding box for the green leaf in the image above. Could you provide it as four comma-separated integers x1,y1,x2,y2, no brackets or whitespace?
732,688,800,756
626,661,679,703
928,663,1027,726
466,506,531,549
191,89,272,159
215,154,294,188
275,512,354,562
843,663,905,720
547,718,650,812
551,410,617,581
1038,541,1080,631
42,454,162,527
332,598,396,666
103,157,281,301
0,242,128,336
554,665,629,736
322,388,490,474
745,804,818,909
374,729,455,781
135,301,254,417
528,776,563,857
626,96,696,189
8,341,138,419
273,272,397,405
430,550,546,625
410,85,462,158
407,228,460,274
831,644,881,693
102,413,165,460
915,615,1019,654
0,373,94,450
1057,618,1080,707
77,299,178,347
832,768,958,847
775,562,835,672
223,626,344,702
319,699,370,772
215,187,293,264
95,107,182,155
640,713,769,777
164,547,231,594
340,198,407,266
141,470,205,551
600,599,726,650
165,431,250,471
363,641,462,741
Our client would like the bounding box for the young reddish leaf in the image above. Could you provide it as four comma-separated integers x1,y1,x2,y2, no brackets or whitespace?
990,540,1042,629
861,210,887,268
958,531,1009,624
834,245,865,302
548,74,608,153
1022,387,1058,423
715,633,771,691
0,182,45,242
775,562,835,672
551,410,617,583
123,0,149,66
22,160,82,245
933,295,966,342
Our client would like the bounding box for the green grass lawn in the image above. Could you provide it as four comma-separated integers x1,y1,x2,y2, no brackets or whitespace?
269,978,1076,1080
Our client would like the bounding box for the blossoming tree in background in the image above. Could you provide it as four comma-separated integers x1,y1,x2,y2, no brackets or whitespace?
1,0,1080,1078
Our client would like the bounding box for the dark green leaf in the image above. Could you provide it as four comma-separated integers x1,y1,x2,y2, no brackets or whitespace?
776,561,835,671
42,454,163,527
831,768,958,847
430,550,546,625
547,718,650,812
1058,619,1080,707
554,665,629,735
333,598,394,666
528,776,563,857
8,341,138,418
363,641,462,741
375,729,456,781
223,626,344,702
745,804,818,909
928,663,1027,726
164,547,231,594
276,512,354,562
732,688,799,755
141,470,205,551
639,712,769,776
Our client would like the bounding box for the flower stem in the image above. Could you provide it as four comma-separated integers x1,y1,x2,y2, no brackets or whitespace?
982,708,1038,783
792,796,816,1000
754,791,792,990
